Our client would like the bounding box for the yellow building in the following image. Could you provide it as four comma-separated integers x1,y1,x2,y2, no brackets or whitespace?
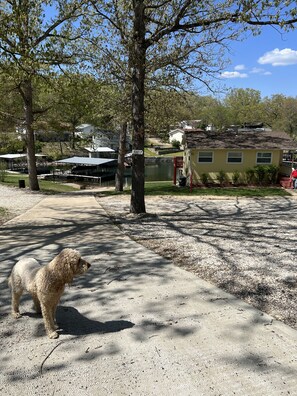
183,129,297,186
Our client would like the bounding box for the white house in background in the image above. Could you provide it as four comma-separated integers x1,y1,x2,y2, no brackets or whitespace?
206,124,216,132
92,131,116,149
169,128,185,145
180,120,202,129
75,124,96,137
169,120,202,145
76,124,131,151
84,146,115,158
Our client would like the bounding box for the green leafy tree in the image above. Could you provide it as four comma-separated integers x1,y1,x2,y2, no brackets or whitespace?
262,94,297,136
224,88,264,125
90,0,297,214
0,0,90,190
49,73,104,149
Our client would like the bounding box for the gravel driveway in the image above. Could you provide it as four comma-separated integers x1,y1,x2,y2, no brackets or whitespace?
0,184,44,224
97,194,297,330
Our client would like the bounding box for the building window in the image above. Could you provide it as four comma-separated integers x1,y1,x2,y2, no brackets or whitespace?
198,151,213,163
256,152,272,164
227,152,242,163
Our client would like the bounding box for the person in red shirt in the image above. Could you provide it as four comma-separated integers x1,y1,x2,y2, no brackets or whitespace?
290,168,297,189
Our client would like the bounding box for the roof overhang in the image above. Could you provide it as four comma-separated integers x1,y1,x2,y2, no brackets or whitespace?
0,154,26,159
84,147,115,153
56,156,116,166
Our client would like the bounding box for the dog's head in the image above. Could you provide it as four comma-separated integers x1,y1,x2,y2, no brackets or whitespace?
55,248,91,281
75,257,91,275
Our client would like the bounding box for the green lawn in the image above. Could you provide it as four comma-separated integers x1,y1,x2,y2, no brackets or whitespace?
0,207,8,216
1,174,290,197
99,181,291,197
0,174,78,193
144,148,184,157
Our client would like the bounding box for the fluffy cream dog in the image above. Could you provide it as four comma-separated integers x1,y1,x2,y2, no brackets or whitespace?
8,248,91,339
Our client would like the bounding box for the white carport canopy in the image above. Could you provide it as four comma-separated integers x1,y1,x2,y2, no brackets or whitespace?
84,147,115,153
0,154,26,159
56,156,116,166
0,154,45,159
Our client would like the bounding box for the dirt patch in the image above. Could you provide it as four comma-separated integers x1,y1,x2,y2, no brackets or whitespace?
97,194,297,330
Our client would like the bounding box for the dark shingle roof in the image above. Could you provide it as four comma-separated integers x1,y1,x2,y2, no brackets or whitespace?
184,129,297,150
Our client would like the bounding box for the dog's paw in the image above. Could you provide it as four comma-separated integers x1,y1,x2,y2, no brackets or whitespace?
12,312,22,319
49,331,59,339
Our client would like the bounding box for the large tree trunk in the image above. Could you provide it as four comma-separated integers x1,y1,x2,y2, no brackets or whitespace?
130,0,146,214
115,121,127,191
23,79,39,191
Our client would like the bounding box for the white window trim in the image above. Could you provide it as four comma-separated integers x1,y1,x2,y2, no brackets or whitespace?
226,151,243,164
256,152,272,165
197,151,213,163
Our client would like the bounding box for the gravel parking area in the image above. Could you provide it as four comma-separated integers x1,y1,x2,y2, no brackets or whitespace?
0,184,44,224
97,194,297,330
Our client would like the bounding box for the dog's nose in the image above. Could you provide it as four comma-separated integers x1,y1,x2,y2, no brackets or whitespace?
87,263,91,268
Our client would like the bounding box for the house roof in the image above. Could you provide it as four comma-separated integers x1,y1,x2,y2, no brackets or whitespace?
0,153,45,159
184,129,297,150
84,146,115,153
56,157,116,166
0,154,26,159
169,128,204,136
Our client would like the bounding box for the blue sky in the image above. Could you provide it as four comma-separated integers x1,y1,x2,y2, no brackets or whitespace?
219,26,297,99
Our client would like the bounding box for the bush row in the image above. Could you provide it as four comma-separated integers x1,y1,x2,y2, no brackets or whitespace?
201,165,280,186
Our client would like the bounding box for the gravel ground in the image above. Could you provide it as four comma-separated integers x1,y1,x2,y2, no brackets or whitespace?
0,184,44,225
97,194,297,330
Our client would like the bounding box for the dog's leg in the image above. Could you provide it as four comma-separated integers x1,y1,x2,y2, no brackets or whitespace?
31,294,41,315
52,304,59,330
40,303,59,339
11,289,23,319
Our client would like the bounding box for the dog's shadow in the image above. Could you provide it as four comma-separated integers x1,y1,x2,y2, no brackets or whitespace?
55,306,135,336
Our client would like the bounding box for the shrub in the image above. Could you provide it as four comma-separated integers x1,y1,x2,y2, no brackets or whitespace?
266,165,279,184
246,165,280,186
254,165,267,185
0,161,7,182
246,168,256,185
171,139,181,149
232,171,240,185
217,170,227,186
201,172,209,185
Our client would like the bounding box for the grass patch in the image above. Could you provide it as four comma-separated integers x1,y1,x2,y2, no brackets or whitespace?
0,207,8,216
162,151,184,157
0,174,77,193
144,148,184,158
0,207,10,225
144,181,290,197
97,181,291,197
144,147,158,157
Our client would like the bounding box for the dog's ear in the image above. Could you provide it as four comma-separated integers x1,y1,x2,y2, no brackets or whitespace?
76,257,91,273
80,258,91,269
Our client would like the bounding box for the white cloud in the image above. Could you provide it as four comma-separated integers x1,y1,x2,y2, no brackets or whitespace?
250,67,272,76
234,64,246,71
258,48,297,66
221,71,248,79
250,67,264,74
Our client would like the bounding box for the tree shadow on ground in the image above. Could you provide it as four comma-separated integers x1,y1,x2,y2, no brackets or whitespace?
103,196,297,329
